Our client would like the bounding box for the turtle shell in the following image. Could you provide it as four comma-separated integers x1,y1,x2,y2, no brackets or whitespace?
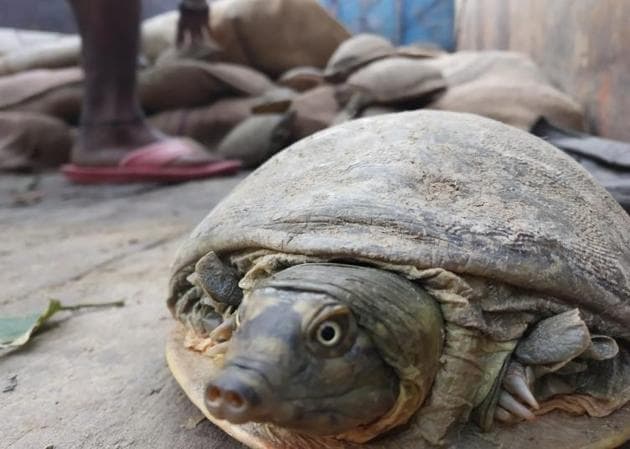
168,110,630,449
172,110,630,338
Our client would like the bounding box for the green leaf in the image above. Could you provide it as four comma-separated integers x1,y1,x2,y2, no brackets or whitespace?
0,299,62,349
0,299,125,350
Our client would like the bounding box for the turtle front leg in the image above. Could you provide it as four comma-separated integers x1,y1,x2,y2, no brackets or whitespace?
494,309,591,423
173,251,243,350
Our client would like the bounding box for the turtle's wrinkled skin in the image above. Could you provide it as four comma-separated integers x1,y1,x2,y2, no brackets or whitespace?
167,111,630,447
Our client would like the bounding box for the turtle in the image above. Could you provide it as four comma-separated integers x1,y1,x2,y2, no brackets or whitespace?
166,110,630,449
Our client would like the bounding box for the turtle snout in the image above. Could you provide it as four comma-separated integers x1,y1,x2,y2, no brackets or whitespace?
204,367,273,424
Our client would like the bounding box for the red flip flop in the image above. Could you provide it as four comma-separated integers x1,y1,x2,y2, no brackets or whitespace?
61,138,241,184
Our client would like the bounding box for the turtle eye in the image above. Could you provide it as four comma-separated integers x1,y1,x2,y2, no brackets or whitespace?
316,320,342,347
306,305,357,357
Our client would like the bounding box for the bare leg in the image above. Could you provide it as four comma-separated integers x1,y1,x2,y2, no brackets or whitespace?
67,0,209,166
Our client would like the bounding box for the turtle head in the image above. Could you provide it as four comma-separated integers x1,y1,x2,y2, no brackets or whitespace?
204,286,399,435
204,263,443,440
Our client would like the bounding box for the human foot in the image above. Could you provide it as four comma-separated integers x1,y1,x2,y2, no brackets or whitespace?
63,118,241,183
71,118,215,166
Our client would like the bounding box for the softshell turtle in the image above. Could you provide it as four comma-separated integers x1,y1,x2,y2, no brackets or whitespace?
166,110,630,448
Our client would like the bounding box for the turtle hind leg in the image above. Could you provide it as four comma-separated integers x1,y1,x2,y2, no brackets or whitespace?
494,309,590,423
494,361,538,423
494,309,627,424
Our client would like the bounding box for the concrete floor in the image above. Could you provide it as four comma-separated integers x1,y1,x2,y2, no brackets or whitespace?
0,172,246,449
3,172,630,449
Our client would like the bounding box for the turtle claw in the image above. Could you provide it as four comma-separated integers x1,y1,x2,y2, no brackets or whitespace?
205,341,229,357
209,315,234,344
498,391,536,421
504,364,539,410
494,361,538,423
494,406,514,423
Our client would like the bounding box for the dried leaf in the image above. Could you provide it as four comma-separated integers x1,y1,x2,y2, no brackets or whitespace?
0,299,125,350
0,299,62,349
183,414,206,430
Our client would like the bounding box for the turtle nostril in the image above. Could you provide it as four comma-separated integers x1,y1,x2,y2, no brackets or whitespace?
206,385,222,405
225,390,245,410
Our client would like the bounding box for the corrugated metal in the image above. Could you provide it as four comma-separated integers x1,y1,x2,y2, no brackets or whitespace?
320,0,455,50
457,0,630,142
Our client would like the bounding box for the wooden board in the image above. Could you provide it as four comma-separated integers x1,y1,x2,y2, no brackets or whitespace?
456,0,630,142
167,324,630,449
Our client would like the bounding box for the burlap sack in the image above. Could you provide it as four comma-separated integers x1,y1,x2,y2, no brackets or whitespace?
138,61,274,113
141,12,180,63
142,0,349,77
0,68,83,123
217,112,294,167
210,0,349,77
325,33,396,82
278,66,325,92
0,111,73,171
0,28,71,56
149,97,256,150
288,85,342,140
426,51,585,131
0,35,80,76
251,87,297,114
347,57,447,106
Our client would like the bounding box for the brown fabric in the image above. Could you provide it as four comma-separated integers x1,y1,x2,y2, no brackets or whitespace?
278,66,325,92
217,113,294,168
0,68,83,123
149,97,256,150
0,35,80,76
154,38,225,66
324,33,396,82
288,85,341,140
251,87,297,114
0,28,72,57
0,111,72,171
426,51,586,131
138,61,274,113
209,0,349,77
347,57,447,105
0,67,82,110
140,12,179,63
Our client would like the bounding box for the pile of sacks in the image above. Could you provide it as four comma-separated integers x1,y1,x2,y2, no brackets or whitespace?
0,0,585,172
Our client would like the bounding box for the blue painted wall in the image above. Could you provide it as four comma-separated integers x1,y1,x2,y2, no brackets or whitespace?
319,0,455,50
